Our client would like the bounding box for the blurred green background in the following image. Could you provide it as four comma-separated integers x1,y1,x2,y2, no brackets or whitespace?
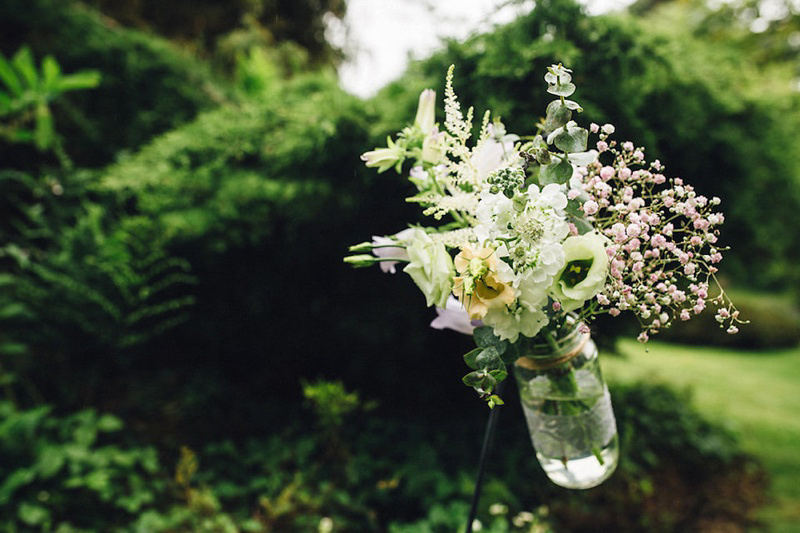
1,0,799,531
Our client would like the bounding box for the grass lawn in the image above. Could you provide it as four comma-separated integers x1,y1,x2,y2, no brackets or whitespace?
602,340,800,532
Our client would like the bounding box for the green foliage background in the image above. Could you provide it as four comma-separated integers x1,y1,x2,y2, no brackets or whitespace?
0,0,797,530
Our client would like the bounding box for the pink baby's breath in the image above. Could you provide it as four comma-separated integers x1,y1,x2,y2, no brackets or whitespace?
575,128,744,338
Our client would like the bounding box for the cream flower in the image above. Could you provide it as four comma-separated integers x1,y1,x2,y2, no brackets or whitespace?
453,245,516,320
403,228,455,308
550,232,610,312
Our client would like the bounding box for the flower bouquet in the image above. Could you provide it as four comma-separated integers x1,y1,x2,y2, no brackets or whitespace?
345,65,743,488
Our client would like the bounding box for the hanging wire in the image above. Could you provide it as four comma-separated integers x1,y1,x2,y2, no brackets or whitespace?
465,380,505,533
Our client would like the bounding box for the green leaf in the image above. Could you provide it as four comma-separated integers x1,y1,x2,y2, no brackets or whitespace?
539,157,572,185
462,371,485,388
0,54,22,95
563,99,583,112
0,342,27,356
487,395,504,408
554,125,588,153
0,469,36,504
547,82,576,97
544,100,571,132
18,502,49,526
34,102,53,150
567,150,598,166
0,91,11,114
56,70,101,92
41,55,60,91
473,326,499,348
36,447,66,478
474,346,501,369
480,373,498,393
489,369,508,383
96,414,123,432
12,47,37,89
463,347,482,369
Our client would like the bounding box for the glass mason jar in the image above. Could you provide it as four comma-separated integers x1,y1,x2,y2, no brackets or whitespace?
513,317,618,489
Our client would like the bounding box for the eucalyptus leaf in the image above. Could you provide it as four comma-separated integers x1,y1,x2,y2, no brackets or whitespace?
488,395,505,408
563,99,583,111
473,326,499,348
480,373,497,393
489,369,508,383
544,100,571,132
474,346,500,369
547,82,576,97
462,371,484,388
463,347,482,369
554,125,588,153
568,150,599,166
539,158,573,185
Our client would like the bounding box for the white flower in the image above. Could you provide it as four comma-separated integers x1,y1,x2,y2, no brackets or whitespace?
371,228,415,273
550,232,610,312
403,228,455,308
430,295,475,335
471,134,519,183
483,302,549,342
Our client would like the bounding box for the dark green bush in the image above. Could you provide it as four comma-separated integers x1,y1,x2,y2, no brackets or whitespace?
0,402,164,531
143,380,762,532
0,0,232,169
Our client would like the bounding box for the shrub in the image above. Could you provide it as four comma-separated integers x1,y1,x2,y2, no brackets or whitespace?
0,402,164,531
0,0,232,169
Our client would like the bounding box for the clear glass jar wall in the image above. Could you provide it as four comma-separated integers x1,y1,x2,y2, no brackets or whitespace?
513,318,618,489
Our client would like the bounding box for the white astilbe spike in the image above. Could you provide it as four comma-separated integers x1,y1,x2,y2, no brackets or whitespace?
479,110,491,142
444,65,472,144
429,228,477,249
408,191,479,220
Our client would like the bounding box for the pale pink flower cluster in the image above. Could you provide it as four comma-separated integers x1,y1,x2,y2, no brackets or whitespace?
576,125,744,339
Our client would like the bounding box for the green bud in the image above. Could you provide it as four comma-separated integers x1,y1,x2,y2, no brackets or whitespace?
343,254,377,268
348,241,374,252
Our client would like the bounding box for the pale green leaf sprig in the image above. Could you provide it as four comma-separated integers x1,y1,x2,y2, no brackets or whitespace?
462,326,518,408
519,64,595,190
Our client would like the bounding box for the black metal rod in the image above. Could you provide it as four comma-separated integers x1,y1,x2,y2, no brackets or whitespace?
465,381,505,533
